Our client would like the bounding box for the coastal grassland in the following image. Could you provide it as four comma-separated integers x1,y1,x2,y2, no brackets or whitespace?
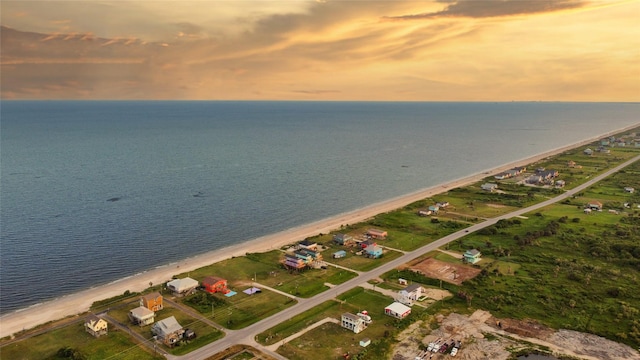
445,202,640,349
0,321,162,360
365,210,469,251
274,287,428,360
174,250,356,298
105,301,224,353
322,247,404,272
180,287,296,330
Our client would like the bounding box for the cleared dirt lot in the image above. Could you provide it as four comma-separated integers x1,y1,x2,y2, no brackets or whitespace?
408,258,481,285
392,310,640,360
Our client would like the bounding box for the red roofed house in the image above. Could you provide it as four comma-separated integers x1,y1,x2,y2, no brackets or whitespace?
202,276,229,294
140,292,163,312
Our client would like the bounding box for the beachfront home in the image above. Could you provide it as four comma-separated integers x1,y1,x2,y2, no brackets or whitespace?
84,315,108,338
494,172,510,180
397,283,425,306
555,180,566,188
583,148,593,155
436,202,450,208
428,205,440,214
140,292,163,312
166,277,199,295
202,276,229,294
624,187,635,193
333,233,354,246
283,254,306,270
360,338,371,347
298,239,318,251
333,250,347,259
152,316,184,347
367,228,387,239
567,160,576,168
341,313,367,333
481,183,498,192
463,249,482,264
295,248,323,263
129,306,155,326
385,302,412,319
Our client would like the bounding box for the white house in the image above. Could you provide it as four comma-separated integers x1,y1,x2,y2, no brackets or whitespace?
152,316,184,346
397,283,424,306
384,302,412,319
341,313,367,333
166,277,199,295
481,183,498,192
129,306,155,326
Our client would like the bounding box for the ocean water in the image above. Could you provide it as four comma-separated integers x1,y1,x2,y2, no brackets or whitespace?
1,101,638,314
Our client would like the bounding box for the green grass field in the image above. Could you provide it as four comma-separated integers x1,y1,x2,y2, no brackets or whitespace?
0,322,163,360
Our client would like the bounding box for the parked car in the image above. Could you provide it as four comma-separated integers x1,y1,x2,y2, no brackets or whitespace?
450,347,458,357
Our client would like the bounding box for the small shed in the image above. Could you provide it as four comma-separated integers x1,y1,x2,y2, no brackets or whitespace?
360,338,371,347
333,250,347,258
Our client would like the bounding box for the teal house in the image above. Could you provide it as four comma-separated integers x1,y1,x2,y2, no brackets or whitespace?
463,249,481,264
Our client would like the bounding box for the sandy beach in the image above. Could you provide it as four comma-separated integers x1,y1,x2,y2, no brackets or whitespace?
1,124,637,339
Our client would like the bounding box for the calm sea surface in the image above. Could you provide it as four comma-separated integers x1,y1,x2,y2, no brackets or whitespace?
1,101,638,313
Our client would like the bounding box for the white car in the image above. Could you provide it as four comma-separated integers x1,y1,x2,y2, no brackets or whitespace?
427,343,434,352
450,347,458,357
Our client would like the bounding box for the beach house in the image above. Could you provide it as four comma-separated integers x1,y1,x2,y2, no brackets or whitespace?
283,254,306,270
333,233,354,246
84,315,108,338
397,283,425,306
298,239,318,251
587,201,603,211
367,228,387,239
341,313,367,333
166,277,199,295
140,292,163,312
481,183,498,192
384,302,412,319
202,276,229,294
364,244,383,258
624,187,635,193
129,306,155,326
152,316,184,347
463,249,482,264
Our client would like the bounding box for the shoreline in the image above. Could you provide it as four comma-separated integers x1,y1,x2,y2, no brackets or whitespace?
1,123,638,338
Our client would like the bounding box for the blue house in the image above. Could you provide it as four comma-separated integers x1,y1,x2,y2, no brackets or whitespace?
364,244,383,258
463,249,481,264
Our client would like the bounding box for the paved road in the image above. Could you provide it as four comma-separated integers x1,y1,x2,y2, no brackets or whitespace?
171,154,640,360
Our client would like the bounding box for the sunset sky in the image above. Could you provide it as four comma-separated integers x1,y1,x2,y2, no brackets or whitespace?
1,0,639,101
